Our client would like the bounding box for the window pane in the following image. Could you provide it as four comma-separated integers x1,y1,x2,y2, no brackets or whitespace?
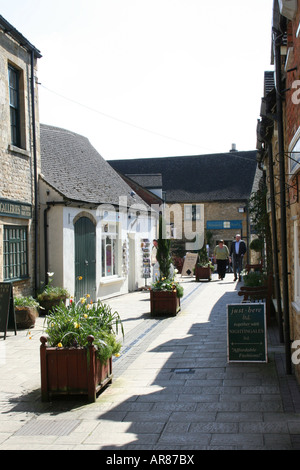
3,226,28,280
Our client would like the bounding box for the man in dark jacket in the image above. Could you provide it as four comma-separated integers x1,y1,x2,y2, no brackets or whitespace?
230,234,247,281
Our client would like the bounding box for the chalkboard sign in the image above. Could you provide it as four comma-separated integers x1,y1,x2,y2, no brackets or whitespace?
0,283,17,340
227,303,267,363
181,253,198,277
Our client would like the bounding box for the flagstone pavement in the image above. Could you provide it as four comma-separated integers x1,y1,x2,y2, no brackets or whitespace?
1,273,300,450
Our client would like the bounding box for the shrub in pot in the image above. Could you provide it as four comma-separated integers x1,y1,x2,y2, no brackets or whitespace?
14,296,39,329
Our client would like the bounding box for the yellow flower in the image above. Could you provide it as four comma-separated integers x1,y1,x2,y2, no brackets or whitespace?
57,343,63,348
74,322,80,329
86,294,90,298
78,276,83,280
80,297,86,304
83,314,88,318
114,353,121,357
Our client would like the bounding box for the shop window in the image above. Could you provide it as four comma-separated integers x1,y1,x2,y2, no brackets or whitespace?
3,226,28,281
101,224,118,277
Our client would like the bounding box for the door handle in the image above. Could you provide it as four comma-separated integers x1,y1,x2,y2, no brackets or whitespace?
85,260,89,266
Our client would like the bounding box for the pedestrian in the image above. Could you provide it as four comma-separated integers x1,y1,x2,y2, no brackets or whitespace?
214,240,229,280
230,233,247,281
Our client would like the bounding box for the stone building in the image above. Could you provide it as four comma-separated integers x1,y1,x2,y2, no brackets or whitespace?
0,15,42,296
109,150,261,260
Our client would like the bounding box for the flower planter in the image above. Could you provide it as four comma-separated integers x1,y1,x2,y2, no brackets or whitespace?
15,306,38,329
40,335,113,402
195,265,211,282
150,290,180,317
38,297,67,316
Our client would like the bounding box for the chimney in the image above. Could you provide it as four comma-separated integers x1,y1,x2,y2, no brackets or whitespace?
230,143,237,152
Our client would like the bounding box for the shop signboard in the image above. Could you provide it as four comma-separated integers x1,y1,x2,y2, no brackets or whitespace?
227,303,267,363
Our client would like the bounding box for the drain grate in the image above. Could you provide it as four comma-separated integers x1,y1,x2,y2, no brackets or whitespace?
171,368,195,374
15,419,80,436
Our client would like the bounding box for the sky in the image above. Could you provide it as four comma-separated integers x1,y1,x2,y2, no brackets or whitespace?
0,0,274,160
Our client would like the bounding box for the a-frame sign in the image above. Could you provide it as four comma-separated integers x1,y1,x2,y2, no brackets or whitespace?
0,282,17,340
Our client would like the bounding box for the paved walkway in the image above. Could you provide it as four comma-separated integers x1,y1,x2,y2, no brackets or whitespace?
1,273,300,450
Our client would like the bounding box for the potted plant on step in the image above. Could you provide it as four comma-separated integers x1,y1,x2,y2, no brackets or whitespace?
37,272,69,315
14,296,39,329
40,295,124,402
150,215,184,316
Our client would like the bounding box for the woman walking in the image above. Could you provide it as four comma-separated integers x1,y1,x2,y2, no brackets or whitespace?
214,240,230,280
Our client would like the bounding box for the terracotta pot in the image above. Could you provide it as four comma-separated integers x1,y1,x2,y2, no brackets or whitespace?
195,265,212,282
150,290,180,316
40,335,113,402
15,306,38,329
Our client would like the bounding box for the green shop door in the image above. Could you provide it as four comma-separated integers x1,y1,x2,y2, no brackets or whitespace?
75,217,96,302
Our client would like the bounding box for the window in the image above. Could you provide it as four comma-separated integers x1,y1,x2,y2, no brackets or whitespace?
184,204,201,221
3,226,28,280
101,223,119,277
8,65,21,147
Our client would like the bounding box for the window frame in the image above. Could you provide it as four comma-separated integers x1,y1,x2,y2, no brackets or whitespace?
101,223,119,278
3,225,29,281
8,64,21,148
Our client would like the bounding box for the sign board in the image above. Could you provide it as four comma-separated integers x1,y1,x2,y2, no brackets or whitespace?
181,253,198,277
0,198,32,219
0,283,17,340
227,303,267,363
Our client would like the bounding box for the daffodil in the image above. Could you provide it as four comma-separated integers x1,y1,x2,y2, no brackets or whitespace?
80,297,86,304
74,322,80,329
83,314,88,318
57,343,63,348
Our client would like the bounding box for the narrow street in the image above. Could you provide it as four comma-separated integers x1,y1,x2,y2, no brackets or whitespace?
1,273,300,450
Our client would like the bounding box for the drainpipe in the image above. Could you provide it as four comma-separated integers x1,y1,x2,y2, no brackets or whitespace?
268,143,284,343
31,51,39,296
44,205,51,286
274,29,292,374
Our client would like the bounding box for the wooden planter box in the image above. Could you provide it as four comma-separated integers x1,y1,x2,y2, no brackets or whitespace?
150,290,180,316
40,335,112,402
195,265,212,282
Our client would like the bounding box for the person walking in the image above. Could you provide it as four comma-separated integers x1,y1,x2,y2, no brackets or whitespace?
230,233,247,281
214,240,230,280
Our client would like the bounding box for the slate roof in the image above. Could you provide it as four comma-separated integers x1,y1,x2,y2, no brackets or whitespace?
40,124,147,207
125,173,162,189
108,151,258,203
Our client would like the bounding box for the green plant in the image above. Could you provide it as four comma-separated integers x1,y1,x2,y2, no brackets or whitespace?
43,295,124,363
152,215,184,298
14,296,39,308
151,276,184,298
242,270,267,287
197,242,214,271
249,238,264,252
37,272,69,302
156,215,172,279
